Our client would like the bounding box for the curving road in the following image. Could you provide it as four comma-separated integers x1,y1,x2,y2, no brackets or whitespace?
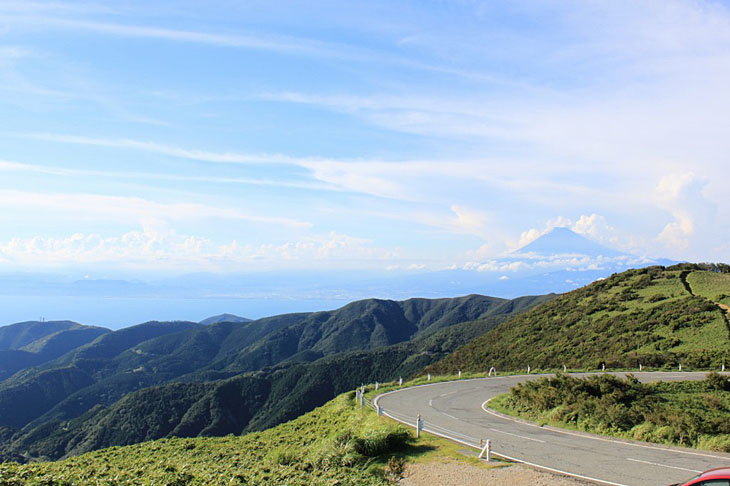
374,372,730,486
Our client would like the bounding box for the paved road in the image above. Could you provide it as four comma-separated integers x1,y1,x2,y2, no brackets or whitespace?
374,372,730,486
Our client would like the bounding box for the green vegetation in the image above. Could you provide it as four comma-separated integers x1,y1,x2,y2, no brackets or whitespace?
428,266,730,374
490,373,730,452
0,393,417,485
688,271,730,307
0,321,109,381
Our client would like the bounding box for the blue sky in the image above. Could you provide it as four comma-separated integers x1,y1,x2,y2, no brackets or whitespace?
1,0,729,276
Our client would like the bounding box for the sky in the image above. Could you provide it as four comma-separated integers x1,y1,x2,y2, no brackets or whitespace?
1,0,729,278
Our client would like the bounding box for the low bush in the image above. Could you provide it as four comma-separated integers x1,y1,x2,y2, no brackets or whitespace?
498,374,730,451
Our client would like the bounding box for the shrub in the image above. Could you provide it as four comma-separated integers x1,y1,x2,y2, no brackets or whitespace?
706,372,730,392
385,456,407,484
352,428,412,457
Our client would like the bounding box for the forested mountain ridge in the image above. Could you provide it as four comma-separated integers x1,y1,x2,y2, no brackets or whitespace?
0,320,204,429
428,264,730,374
0,293,554,461
0,321,110,381
198,313,251,325
0,294,518,432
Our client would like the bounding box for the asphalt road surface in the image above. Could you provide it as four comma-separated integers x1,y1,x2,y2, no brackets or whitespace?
374,372,730,486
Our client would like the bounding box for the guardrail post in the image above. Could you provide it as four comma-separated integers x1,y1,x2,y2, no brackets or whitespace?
399,377,403,386
478,440,491,461
377,404,383,416
416,414,423,438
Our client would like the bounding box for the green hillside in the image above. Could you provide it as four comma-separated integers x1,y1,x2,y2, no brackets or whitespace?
428,265,730,374
0,321,93,350
0,392,416,485
0,321,202,430
0,321,110,381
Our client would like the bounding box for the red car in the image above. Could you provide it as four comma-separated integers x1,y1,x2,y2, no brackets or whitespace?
672,468,730,486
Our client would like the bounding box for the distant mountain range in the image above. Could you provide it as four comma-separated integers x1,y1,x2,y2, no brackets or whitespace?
0,229,676,329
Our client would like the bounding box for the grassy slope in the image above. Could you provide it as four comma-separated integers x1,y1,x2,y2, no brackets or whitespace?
0,389,484,486
688,271,730,307
428,266,730,374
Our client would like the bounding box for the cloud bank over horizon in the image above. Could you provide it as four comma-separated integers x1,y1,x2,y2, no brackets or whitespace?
0,0,728,276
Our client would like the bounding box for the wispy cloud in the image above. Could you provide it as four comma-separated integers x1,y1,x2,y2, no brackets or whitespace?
10,132,298,165
0,190,311,228
0,158,343,192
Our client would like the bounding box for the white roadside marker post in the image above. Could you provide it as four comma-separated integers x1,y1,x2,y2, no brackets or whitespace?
427,373,431,381
416,415,423,438
639,363,642,371
399,377,403,386
602,363,605,372
527,365,530,374
563,364,566,373
478,440,491,461
458,369,461,378
679,363,682,371
723,363,726,372
375,381,379,390
356,389,361,404
361,395,365,408
377,404,383,417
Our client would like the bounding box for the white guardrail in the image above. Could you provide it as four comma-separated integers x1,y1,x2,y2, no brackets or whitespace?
362,372,494,461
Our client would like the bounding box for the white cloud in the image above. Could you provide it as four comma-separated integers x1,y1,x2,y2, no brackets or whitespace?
654,172,716,255
572,214,613,239
0,228,400,270
0,190,311,228
0,157,337,192
0,46,31,60
12,133,298,165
